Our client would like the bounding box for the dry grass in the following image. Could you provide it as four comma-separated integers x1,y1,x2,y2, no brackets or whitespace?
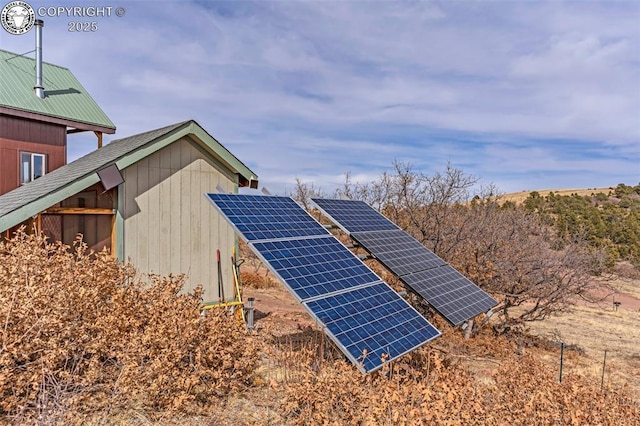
612,277,640,301
499,187,613,204
522,295,640,396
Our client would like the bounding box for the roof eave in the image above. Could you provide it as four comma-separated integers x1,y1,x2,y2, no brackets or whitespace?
113,120,258,187
0,106,116,134
185,121,258,188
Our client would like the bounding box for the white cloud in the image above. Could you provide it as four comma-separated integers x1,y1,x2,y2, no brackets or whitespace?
1,0,637,195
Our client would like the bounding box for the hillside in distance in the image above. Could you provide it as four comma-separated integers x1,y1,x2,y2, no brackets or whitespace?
497,183,640,266
499,187,616,204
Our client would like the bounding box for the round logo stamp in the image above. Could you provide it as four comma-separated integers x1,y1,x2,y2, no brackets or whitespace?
1,1,35,35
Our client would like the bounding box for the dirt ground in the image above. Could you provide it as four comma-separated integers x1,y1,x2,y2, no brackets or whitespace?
243,285,315,335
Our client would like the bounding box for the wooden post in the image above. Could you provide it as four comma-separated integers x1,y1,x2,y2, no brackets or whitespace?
94,131,103,149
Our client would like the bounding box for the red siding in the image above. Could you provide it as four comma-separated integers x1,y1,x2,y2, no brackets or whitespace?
0,114,66,196
0,115,66,145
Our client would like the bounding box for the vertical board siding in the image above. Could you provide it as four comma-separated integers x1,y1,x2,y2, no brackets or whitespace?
169,142,182,275
122,137,236,300
158,156,171,275
0,115,66,145
0,115,66,195
179,147,191,284
147,152,161,271
135,156,150,274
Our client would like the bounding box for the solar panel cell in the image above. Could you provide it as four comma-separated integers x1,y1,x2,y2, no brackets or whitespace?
251,236,382,301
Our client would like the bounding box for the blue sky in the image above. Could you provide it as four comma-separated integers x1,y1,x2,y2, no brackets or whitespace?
1,0,638,195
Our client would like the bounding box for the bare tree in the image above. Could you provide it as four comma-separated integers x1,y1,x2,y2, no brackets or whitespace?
444,200,607,332
288,177,326,211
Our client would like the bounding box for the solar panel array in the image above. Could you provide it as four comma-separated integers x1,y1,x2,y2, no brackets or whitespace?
312,198,498,326
206,194,441,373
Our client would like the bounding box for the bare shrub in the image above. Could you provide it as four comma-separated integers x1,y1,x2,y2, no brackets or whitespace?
240,271,279,289
287,177,326,211
443,200,608,331
0,230,259,421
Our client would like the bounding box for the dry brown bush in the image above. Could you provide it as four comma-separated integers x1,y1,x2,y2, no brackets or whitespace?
0,230,259,422
240,271,279,289
278,343,639,425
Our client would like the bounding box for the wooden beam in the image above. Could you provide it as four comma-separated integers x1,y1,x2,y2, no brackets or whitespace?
43,207,115,215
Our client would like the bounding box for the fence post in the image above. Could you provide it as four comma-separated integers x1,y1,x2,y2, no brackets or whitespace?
559,342,564,383
601,350,607,391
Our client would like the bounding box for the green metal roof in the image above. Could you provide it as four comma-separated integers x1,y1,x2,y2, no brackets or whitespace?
0,120,259,232
0,49,115,131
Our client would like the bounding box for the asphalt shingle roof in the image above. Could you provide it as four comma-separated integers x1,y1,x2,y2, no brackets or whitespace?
0,49,115,131
0,121,187,217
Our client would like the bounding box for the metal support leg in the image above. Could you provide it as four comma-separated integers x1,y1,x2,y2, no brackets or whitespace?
246,297,255,330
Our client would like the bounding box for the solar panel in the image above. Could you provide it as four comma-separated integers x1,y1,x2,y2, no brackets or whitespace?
402,265,498,326
207,194,329,241
251,236,382,301
312,198,398,233
206,193,441,373
311,198,497,325
351,230,446,276
305,282,441,373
